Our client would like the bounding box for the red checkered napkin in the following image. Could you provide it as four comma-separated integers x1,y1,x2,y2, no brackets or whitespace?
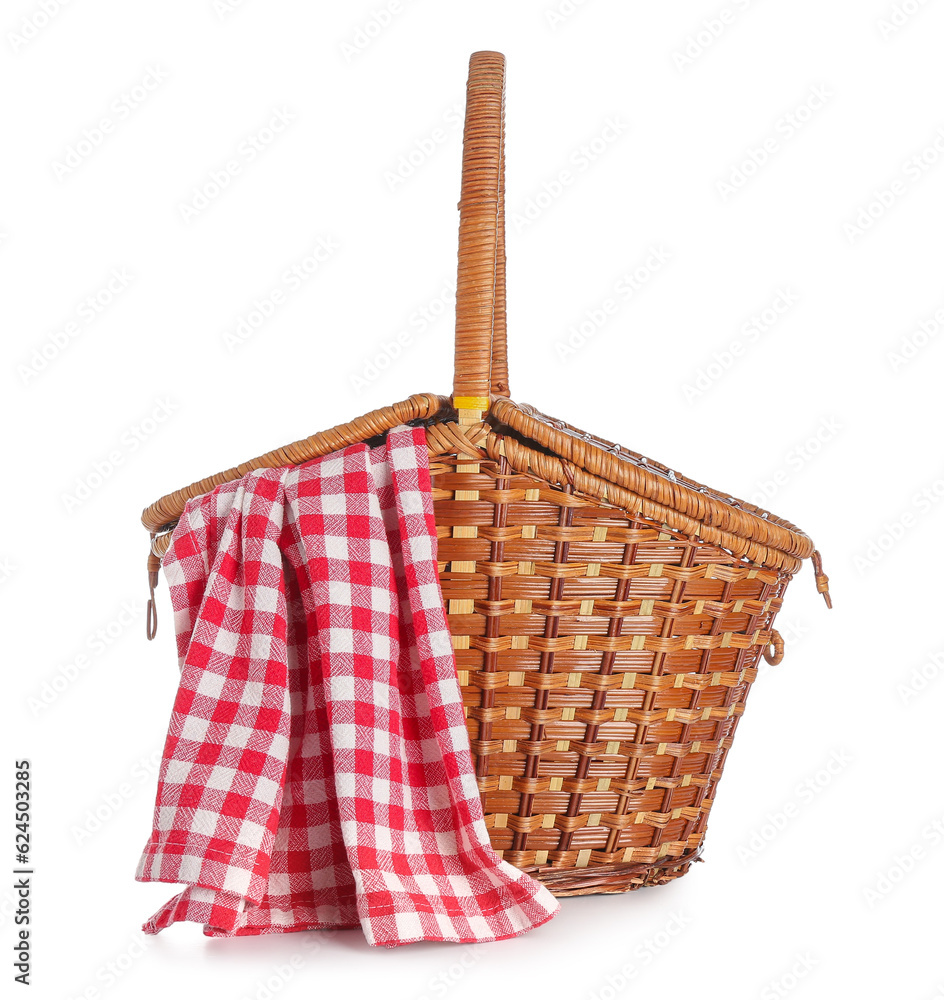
135,425,560,946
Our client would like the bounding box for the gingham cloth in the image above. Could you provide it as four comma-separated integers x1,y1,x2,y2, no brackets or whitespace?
135,425,560,946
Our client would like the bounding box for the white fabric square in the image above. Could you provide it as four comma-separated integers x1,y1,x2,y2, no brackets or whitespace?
327,579,353,607
222,865,252,895
405,535,432,562
324,535,350,561
373,824,392,852
238,680,262,707
332,724,356,749
372,726,390,757
197,670,225,698
248,631,274,660
223,724,253,749
252,775,279,804
191,808,220,837
372,777,391,805
327,627,354,653
205,766,237,791
163,759,192,785
234,820,267,848
180,716,210,743
393,911,424,939
328,675,356,701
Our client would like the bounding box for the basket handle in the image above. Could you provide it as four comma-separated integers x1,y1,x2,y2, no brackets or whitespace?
453,50,509,411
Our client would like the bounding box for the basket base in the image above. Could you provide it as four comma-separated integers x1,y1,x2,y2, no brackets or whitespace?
518,848,704,896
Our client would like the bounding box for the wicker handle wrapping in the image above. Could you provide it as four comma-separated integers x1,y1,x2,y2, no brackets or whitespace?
454,50,508,409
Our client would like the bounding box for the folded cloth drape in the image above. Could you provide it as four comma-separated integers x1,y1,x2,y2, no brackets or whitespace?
135,425,560,946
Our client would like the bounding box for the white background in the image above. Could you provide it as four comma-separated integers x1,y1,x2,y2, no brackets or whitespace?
3,1,942,998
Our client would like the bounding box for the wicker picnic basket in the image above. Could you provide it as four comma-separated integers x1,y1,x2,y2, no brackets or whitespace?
141,51,830,896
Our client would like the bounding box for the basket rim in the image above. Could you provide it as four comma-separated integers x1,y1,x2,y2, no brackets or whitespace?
142,393,817,577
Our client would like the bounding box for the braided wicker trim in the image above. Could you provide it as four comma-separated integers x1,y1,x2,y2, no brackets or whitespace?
145,403,816,577
489,398,814,564
140,393,449,534
482,429,804,576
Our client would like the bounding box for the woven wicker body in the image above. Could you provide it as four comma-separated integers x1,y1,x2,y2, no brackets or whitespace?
142,53,828,896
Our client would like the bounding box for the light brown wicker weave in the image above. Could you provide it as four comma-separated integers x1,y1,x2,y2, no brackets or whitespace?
141,51,830,896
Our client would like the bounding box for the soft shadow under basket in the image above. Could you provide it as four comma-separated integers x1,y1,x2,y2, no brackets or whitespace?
142,51,830,896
